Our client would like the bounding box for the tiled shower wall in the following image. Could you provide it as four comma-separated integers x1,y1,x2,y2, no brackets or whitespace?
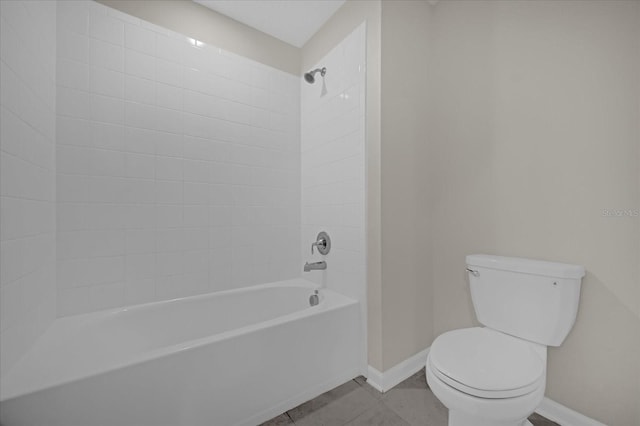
301,26,366,311
0,1,57,374
56,1,300,316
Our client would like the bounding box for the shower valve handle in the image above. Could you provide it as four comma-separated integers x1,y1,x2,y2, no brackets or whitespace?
311,239,326,254
311,232,331,255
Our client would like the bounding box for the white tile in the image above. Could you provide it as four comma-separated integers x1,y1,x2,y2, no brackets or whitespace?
89,9,124,45
89,38,123,72
125,179,156,204
84,204,128,230
183,160,210,183
58,29,89,63
156,34,184,63
156,83,182,110
57,145,90,175
126,229,156,254
90,67,124,98
57,58,90,91
86,176,127,203
91,230,126,258
210,162,234,184
125,75,155,105
57,174,89,203
87,256,125,285
57,0,89,35
156,229,184,253
126,253,155,280
156,204,183,228
124,127,156,154
57,203,87,232
51,6,310,315
91,94,124,125
155,180,182,204
183,90,210,116
155,274,185,299
155,132,182,157
57,287,90,316
209,227,232,249
183,228,209,251
87,282,124,312
57,258,90,288
125,101,156,130
124,23,155,53
90,148,126,177
124,278,155,305
125,48,155,79
126,205,156,230
1,107,25,158
210,184,232,206
156,58,182,87
183,250,209,275
92,122,125,151
155,107,182,134
0,239,22,287
182,112,211,139
183,205,209,228
210,206,232,227
156,156,183,181
57,87,91,119
0,279,23,330
209,248,232,291
183,182,209,205
126,153,155,179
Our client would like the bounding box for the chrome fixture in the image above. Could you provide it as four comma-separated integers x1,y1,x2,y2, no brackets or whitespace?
304,261,327,272
311,231,331,255
466,268,479,277
309,290,320,306
304,67,326,84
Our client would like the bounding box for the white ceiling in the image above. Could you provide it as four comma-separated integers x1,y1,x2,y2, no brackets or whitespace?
193,0,346,48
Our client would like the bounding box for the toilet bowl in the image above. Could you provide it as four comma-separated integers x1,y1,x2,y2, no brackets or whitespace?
426,327,546,426
426,255,585,426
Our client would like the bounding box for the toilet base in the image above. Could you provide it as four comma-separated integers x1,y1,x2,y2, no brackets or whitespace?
449,410,533,426
426,356,545,426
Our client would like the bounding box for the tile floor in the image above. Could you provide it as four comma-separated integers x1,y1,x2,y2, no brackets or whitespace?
260,370,559,426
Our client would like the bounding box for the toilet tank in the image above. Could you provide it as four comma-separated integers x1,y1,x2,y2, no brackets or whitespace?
466,254,585,347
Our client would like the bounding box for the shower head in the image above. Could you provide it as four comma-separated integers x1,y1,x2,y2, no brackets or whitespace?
304,67,326,84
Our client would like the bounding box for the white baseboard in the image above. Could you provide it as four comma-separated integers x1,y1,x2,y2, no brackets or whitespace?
366,347,430,393
537,397,607,426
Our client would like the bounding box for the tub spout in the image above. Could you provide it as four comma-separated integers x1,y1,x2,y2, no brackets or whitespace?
304,261,327,272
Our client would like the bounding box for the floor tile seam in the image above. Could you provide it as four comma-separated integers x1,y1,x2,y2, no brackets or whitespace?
285,411,295,424
377,394,416,426
343,401,412,426
337,388,380,426
285,385,379,426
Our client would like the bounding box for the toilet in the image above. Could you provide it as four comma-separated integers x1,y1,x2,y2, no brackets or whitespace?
426,254,585,426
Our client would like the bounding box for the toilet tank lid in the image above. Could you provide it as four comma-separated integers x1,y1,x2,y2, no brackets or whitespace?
466,254,585,279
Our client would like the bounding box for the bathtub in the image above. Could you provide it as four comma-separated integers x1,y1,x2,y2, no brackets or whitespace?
0,279,362,426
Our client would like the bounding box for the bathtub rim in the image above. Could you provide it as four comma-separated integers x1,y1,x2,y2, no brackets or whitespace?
1,278,358,401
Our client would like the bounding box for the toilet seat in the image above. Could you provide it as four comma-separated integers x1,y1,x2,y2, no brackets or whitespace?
429,327,545,399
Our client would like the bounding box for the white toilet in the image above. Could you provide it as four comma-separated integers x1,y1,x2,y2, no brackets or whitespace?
426,254,585,426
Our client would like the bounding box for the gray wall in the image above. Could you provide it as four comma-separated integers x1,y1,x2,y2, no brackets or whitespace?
428,1,640,424
97,0,299,75
380,0,434,370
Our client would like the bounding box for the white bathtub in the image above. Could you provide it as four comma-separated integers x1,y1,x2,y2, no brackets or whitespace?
0,279,362,426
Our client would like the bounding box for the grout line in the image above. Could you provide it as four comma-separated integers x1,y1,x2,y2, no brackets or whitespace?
285,411,295,424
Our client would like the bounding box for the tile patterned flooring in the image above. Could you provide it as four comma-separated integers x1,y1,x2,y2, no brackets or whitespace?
260,370,559,426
